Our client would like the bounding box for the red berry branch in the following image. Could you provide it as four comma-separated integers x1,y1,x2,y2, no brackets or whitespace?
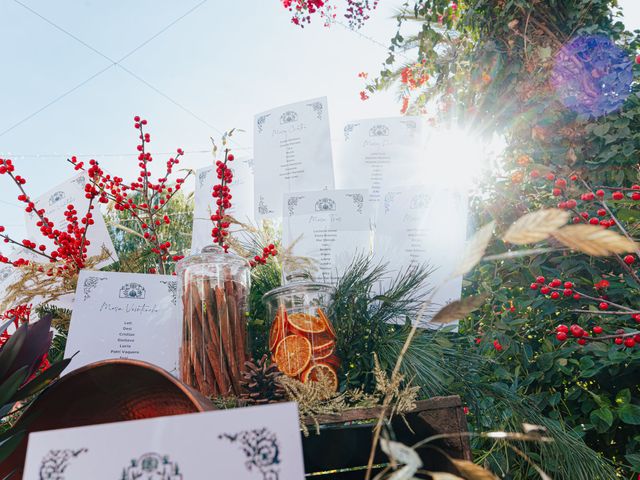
0,159,95,276
69,116,190,274
282,0,377,28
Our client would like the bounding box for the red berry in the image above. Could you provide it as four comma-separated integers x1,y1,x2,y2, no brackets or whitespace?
593,326,603,334
556,324,569,333
546,173,555,181
530,283,539,290
566,199,577,209
624,337,636,348
597,208,606,217
573,293,581,300
556,332,568,341
555,179,567,188
632,192,640,201
552,188,562,197
589,218,600,225
227,153,235,161
636,54,640,64
596,189,605,197
530,169,540,178
615,337,623,345
577,338,586,345
599,302,609,310
563,288,573,297
540,286,551,294
624,254,635,265
633,314,640,323
536,276,546,284
550,278,562,287
570,175,578,181
563,281,573,288
612,191,624,200
551,291,560,299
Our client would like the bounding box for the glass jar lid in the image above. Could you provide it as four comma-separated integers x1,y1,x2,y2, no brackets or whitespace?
176,244,249,275
262,272,334,303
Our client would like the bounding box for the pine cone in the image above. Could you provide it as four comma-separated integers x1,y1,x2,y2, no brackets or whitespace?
239,354,287,405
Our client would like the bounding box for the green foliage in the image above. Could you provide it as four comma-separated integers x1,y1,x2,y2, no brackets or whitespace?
247,260,282,360
368,0,640,477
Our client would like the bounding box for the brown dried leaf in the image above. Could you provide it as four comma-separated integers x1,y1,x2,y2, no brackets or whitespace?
452,221,495,277
552,224,638,256
503,209,570,244
427,473,465,480
431,295,487,324
451,459,499,480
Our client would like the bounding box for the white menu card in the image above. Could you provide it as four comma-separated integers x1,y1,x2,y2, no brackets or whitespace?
374,185,468,325
336,116,428,212
282,189,371,282
191,158,255,254
64,270,179,374
23,403,305,480
24,173,118,268
254,97,335,219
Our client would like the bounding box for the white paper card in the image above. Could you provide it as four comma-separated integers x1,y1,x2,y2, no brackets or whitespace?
374,185,467,325
191,158,255,254
64,270,179,373
23,403,305,480
336,117,428,212
24,173,118,268
283,189,371,282
254,97,335,219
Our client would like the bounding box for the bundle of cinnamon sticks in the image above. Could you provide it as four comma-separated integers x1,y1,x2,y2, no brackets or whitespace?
180,272,248,397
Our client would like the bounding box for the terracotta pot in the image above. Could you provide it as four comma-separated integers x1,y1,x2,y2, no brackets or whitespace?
0,359,214,479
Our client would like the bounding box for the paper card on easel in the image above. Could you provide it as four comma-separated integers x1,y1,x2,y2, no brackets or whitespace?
22,403,305,480
64,270,179,374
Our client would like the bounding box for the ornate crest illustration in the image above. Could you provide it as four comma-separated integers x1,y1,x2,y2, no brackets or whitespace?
287,196,303,216
258,196,272,216
71,176,86,188
121,453,182,480
161,280,178,305
256,114,270,134
306,101,324,120
119,282,146,299
219,428,280,480
409,193,430,210
83,276,107,301
343,123,359,141
39,448,88,479
369,124,390,137
198,169,210,188
0,266,12,282
49,191,66,205
279,110,298,124
346,193,364,214
315,197,336,212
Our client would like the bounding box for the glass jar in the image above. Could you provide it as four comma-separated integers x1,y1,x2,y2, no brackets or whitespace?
176,245,250,397
262,275,339,391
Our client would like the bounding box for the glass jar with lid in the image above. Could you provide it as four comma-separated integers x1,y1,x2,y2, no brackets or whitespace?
262,274,339,391
176,245,251,397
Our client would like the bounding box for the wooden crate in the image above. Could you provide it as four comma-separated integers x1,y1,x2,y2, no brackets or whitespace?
302,395,471,479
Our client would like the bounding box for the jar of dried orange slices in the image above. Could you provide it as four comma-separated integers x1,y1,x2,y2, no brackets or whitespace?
262,275,339,391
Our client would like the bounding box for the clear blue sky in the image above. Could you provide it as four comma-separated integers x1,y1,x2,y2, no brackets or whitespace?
1,0,639,242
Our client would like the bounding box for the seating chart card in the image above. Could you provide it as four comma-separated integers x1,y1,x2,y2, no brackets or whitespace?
24,173,118,269
336,116,428,212
282,189,371,282
374,185,468,325
23,403,305,480
254,97,335,219
191,158,255,254
64,270,179,374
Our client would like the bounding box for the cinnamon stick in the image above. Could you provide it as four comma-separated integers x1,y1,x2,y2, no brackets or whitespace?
203,279,231,394
189,282,215,396
216,284,240,394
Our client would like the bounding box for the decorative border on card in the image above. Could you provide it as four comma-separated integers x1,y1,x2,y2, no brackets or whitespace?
83,276,108,301
0,266,12,282
256,114,270,133
306,101,324,120
384,192,401,214
198,169,210,188
71,176,86,188
48,191,66,206
258,196,273,216
346,193,364,214
121,452,183,479
287,196,304,216
161,280,178,305
343,123,359,141
219,428,280,480
39,448,88,479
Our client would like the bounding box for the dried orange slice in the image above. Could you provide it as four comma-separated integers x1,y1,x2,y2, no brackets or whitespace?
268,307,288,352
310,331,335,351
313,343,335,360
288,312,325,335
274,335,312,377
302,363,338,391
317,308,336,339
323,354,342,370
